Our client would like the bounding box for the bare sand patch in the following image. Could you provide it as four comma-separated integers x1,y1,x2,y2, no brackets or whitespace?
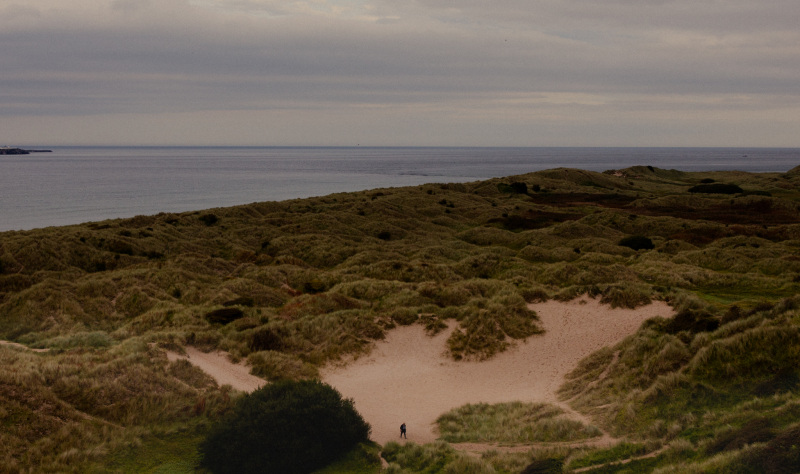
166,346,265,392
321,297,672,445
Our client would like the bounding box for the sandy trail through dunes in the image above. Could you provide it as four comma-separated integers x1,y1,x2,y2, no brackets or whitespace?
166,346,265,392
321,297,672,445
159,298,671,447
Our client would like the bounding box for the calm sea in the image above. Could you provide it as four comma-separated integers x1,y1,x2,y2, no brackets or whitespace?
1,147,798,232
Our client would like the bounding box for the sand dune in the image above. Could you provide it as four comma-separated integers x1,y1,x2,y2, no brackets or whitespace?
166,346,265,392
163,297,671,446
321,297,672,445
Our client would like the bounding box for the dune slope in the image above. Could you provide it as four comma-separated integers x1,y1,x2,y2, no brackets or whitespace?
321,297,672,445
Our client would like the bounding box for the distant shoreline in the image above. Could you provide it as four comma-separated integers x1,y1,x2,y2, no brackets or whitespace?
0,147,53,155
1,146,797,232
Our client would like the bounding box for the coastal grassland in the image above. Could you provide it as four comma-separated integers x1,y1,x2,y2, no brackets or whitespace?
0,341,234,473
382,441,498,474
1,164,800,471
436,402,601,443
558,294,800,472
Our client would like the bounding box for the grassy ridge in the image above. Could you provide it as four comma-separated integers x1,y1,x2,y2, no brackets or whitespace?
1,165,800,471
436,402,601,443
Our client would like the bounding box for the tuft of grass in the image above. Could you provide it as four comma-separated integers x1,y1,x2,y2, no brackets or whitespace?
566,442,649,470
247,350,318,381
311,442,383,474
381,441,498,473
437,402,601,443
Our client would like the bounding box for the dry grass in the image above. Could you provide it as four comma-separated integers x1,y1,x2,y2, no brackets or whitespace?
1,165,799,471
436,402,601,443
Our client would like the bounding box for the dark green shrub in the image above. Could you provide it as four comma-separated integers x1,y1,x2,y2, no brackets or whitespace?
303,278,326,294
199,213,219,226
753,367,800,396
497,181,529,194
706,417,774,455
521,458,564,474
107,240,134,255
735,424,800,474
510,181,529,194
720,305,743,325
664,309,719,334
199,380,370,474
205,307,244,324
688,183,743,194
249,327,283,352
619,235,654,251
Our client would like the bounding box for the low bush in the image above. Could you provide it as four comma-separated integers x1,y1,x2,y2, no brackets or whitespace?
521,458,564,474
497,181,529,194
735,423,800,474
248,327,284,352
688,183,743,194
199,380,370,474
199,213,219,226
706,417,774,455
205,308,244,324
619,235,654,251
664,309,719,334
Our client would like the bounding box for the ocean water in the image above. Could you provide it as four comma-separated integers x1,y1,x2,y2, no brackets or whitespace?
1,146,798,232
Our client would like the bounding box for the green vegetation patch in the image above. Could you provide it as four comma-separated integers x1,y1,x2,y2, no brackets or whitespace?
437,402,601,443
2,165,800,471
381,441,498,474
566,442,649,470
199,380,370,474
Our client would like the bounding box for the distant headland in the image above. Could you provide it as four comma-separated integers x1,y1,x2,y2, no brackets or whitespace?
0,147,52,155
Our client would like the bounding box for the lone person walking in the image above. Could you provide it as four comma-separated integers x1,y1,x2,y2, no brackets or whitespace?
400,423,407,439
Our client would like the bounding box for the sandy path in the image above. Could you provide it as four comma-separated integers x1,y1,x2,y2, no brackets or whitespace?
320,297,671,445
166,346,265,392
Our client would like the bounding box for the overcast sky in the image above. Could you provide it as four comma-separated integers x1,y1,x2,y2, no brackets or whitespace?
2,0,799,146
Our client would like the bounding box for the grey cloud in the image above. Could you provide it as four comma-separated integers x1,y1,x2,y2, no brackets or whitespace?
3,4,43,20
1,0,798,145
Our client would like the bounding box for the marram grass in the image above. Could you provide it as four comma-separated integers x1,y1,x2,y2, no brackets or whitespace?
436,402,601,443
1,165,800,471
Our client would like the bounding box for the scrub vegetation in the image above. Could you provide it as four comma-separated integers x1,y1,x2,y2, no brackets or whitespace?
1,164,800,472
199,380,371,474
436,402,601,443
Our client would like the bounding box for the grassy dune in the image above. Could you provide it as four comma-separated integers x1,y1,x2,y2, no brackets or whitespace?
1,165,800,472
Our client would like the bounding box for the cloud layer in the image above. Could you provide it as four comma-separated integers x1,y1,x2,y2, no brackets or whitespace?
2,0,799,145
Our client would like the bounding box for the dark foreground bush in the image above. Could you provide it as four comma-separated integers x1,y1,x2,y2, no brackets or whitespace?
199,380,371,474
